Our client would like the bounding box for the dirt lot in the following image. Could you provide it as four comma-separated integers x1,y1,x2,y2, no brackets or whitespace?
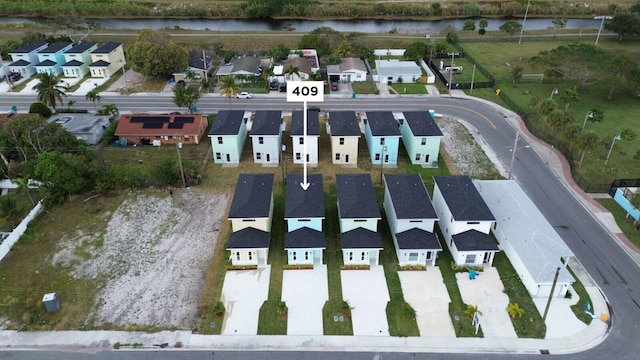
52,188,227,329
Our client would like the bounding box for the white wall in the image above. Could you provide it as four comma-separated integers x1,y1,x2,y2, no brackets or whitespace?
0,201,44,262
292,135,318,165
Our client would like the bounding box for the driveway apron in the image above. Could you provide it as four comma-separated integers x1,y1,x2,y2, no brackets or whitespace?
281,265,329,335
341,265,390,336
220,266,271,335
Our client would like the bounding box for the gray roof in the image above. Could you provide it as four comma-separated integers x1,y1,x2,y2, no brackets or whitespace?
208,110,245,136
250,111,282,136
341,228,383,249
395,228,441,250
9,60,30,67
290,110,319,136
231,57,261,75
376,59,421,77
365,111,400,136
63,60,84,67
285,227,326,249
90,60,110,67
474,180,574,284
285,174,324,219
92,42,122,54
228,174,274,219
336,174,381,219
433,175,495,221
189,54,212,70
326,64,340,74
329,111,360,137
65,42,97,54
48,114,111,137
12,42,47,54
35,60,57,67
403,111,443,137
452,230,499,251
339,57,367,72
38,42,71,53
384,174,437,220
227,227,270,249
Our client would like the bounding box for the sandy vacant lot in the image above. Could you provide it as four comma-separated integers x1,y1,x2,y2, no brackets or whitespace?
53,189,227,329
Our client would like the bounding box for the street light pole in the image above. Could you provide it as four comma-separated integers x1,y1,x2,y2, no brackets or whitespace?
604,133,621,167
582,111,594,131
594,16,612,46
550,87,558,99
507,131,531,180
518,0,531,44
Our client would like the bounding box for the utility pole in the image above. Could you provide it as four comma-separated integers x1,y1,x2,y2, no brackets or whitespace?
540,266,561,337
176,138,186,188
518,0,531,44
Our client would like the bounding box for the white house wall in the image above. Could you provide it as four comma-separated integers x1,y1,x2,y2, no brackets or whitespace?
251,135,281,164
292,135,318,165
450,221,492,236
230,249,260,266
343,249,379,266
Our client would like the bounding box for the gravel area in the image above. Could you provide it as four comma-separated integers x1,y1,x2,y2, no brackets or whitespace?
53,189,227,329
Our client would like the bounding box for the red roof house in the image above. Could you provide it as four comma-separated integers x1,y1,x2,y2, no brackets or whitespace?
115,114,208,145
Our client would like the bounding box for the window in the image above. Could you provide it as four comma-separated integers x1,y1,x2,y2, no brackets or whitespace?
236,252,240,261
298,219,310,222
409,220,423,223
467,221,480,225
299,137,304,145
339,137,345,145
421,138,426,145
242,219,255,222
380,138,385,145
256,153,262,160
354,219,366,222
465,255,476,264
184,135,189,141
295,153,301,160
349,252,353,261
216,153,222,160
375,153,380,161
408,252,419,261
361,252,366,261
304,252,309,261
217,137,223,144
293,252,297,261
415,153,421,161
258,137,264,144
335,153,340,160
248,252,253,261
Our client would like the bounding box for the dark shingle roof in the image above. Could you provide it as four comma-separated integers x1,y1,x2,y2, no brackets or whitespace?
395,228,442,250
285,174,324,219
329,111,360,136
92,42,122,54
12,42,47,54
384,174,437,219
65,42,97,54
63,60,84,67
290,110,319,136
341,228,383,249
189,55,211,70
38,42,71,53
9,60,30,67
336,174,381,219
227,227,270,249
452,230,499,251
403,111,443,137
250,111,282,136
208,110,245,135
90,60,110,67
284,227,326,249
228,174,274,219
433,175,495,221
35,60,57,67
365,111,400,136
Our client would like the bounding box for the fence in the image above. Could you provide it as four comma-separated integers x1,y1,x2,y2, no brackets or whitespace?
609,178,640,196
0,201,44,263
429,45,495,90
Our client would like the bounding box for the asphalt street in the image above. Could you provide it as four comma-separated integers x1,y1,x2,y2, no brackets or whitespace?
1,94,638,359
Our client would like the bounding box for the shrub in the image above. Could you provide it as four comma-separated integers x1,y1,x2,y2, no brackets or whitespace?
29,102,52,118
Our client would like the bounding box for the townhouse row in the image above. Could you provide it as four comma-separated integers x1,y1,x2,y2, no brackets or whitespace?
208,109,444,168
226,173,576,299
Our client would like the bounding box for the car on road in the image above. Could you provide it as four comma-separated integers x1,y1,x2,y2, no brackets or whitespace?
236,92,253,99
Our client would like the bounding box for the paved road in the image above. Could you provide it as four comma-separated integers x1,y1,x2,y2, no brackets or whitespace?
1,94,639,359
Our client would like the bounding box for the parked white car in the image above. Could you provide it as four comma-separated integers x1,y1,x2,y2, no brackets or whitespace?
236,92,253,99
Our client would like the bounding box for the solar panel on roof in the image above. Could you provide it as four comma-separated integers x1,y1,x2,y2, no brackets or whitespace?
167,123,184,129
131,116,170,123
174,116,195,123
142,122,164,129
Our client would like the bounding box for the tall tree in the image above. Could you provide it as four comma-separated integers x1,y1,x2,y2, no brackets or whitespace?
33,151,97,206
551,18,567,39
173,84,202,114
563,123,583,152
85,89,101,110
97,103,119,118
510,65,524,87
537,98,558,134
499,20,522,37
559,89,580,111
0,194,20,227
284,65,300,81
127,29,189,77
298,27,343,57
219,75,239,106
335,40,352,57
32,72,68,110
529,43,607,87
546,109,567,131
606,14,640,41
576,131,600,168
605,54,640,100
261,65,274,90
269,44,290,61
403,42,429,61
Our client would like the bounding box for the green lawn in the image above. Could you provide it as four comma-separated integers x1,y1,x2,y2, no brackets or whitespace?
352,81,378,95
597,198,640,248
389,83,427,95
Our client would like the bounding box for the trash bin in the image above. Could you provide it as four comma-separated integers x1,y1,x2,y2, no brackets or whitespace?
352,93,356,98
468,269,477,280
192,106,198,113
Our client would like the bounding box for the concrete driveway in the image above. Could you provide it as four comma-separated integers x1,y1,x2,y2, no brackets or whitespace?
456,267,517,338
341,265,390,336
73,77,109,96
281,265,328,335
398,267,456,337
220,266,271,335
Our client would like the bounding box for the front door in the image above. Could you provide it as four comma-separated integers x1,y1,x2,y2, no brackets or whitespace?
483,252,491,263
226,154,231,162
345,154,349,163
266,153,271,162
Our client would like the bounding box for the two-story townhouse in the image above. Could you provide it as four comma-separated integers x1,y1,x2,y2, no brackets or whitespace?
432,175,499,267
34,42,73,75
227,173,275,266
399,111,443,167
62,42,98,78
250,110,283,165
328,111,360,165
363,111,401,166
383,174,441,267
89,42,125,78
290,109,320,165
336,174,383,266
8,42,48,78
208,110,249,164
284,174,326,266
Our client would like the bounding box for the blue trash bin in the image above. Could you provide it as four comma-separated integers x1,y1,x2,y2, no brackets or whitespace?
352,93,356,98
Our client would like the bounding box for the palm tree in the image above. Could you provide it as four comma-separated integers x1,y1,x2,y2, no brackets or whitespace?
261,65,274,90
576,131,600,169
464,304,483,319
537,98,558,135
506,303,525,319
185,70,197,83
284,65,300,81
219,75,239,106
0,194,21,227
14,177,34,206
32,72,68,110
86,90,101,111
97,103,120,119
67,99,76,112
563,123,582,153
